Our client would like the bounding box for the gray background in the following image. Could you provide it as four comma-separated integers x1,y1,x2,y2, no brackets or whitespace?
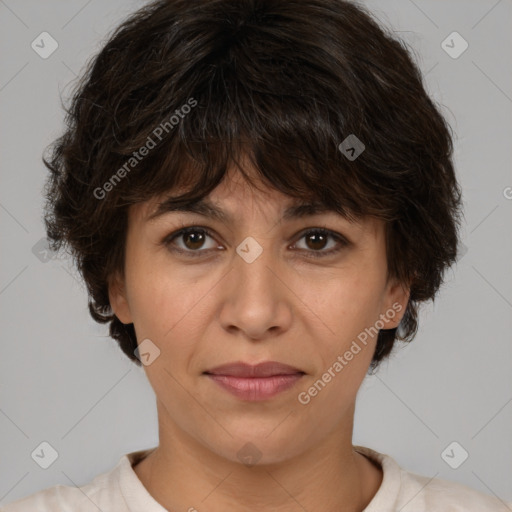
1,0,511,507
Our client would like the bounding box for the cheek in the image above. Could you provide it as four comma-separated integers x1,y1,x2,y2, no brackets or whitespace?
125,256,219,349
294,271,382,415
301,263,385,337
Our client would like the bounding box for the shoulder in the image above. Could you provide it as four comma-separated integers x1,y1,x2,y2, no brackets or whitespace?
398,469,511,511
354,445,512,512
1,454,127,512
1,484,97,511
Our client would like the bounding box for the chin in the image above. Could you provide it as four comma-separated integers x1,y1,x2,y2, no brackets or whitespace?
201,423,313,467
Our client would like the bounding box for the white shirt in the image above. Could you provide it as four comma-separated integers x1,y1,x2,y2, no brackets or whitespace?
2,445,510,511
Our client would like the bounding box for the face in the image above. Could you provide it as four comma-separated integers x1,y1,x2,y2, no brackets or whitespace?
109,163,409,465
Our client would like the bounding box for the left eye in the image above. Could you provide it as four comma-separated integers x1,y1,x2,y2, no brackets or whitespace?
293,228,347,256
163,226,348,258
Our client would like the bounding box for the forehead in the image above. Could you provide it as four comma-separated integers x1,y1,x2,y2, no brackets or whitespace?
149,169,329,219
128,168,384,238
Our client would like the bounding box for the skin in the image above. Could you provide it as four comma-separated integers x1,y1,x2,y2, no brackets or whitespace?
109,160,410,512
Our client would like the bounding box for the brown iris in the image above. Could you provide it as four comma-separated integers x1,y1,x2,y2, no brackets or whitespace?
304,231,328,251
182,230,207,250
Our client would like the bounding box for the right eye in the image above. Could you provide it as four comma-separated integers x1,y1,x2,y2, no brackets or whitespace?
162,226,223,257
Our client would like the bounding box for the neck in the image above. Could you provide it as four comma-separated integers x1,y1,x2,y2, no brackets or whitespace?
133,401,382,512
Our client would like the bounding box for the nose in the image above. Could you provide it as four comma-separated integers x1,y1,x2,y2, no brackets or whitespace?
218,237,293,341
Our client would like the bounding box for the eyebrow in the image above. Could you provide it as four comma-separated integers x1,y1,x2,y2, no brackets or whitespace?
146,197,343,224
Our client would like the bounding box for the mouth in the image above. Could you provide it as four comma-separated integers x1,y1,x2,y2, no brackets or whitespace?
203,361,305,401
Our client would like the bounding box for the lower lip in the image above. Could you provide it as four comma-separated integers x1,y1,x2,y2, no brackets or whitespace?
205,373,304,401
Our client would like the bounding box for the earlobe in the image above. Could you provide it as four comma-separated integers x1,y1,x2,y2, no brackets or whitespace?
108,272,133,324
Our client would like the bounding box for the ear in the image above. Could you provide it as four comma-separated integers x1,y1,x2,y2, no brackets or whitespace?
108,271,133,324
381,277,410,329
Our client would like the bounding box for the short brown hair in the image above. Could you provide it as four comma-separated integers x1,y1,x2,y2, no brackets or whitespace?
43,0,464,372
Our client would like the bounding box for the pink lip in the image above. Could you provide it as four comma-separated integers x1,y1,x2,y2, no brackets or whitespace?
204,361,305,401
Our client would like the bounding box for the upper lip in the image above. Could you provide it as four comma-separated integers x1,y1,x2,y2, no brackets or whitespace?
204,361,304,377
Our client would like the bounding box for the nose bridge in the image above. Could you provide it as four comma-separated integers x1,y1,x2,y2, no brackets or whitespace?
218,233,292,338
234,234,277,297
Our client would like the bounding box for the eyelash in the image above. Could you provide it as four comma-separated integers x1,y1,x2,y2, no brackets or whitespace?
161,225,349,259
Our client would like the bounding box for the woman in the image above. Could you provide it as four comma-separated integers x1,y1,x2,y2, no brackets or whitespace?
4,0,509,510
